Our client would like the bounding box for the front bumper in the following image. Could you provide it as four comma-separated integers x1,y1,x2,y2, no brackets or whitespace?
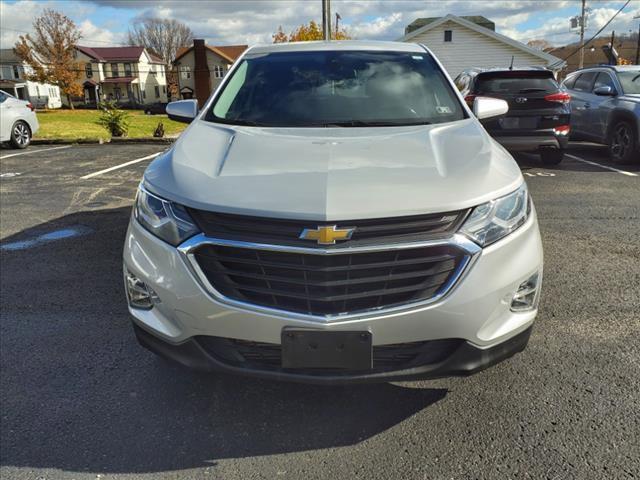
123,210,543,383
133,321,532,384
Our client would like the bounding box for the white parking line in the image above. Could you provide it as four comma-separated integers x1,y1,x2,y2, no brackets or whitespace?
80,152,161,179
0,145,71,160
566,154,638,177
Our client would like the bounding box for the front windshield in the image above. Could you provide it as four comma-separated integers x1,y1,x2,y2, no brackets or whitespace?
207,50,466,127
617,71,640,95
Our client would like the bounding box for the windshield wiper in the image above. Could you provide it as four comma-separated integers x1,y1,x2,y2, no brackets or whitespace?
213,118,263,127
320,120,432,127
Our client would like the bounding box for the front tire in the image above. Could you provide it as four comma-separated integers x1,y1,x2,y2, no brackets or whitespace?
608,121,637,164
540,148,564,165
10,121,31,149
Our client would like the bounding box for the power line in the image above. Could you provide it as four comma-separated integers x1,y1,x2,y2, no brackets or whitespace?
549,0,632,68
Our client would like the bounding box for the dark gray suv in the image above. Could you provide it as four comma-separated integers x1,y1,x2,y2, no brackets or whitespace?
562,66,640,164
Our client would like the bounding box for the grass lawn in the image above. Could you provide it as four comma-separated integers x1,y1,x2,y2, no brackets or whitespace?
34,109,187,141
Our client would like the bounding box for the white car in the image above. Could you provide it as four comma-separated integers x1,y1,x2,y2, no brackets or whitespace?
0,90,39,149
124,41,543,384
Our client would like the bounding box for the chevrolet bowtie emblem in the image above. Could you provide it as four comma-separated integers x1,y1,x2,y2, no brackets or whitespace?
299,225,356,245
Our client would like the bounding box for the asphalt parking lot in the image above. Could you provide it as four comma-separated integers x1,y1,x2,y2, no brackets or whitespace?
1,142,638,480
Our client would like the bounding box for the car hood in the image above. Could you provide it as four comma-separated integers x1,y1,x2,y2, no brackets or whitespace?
144,119,523,220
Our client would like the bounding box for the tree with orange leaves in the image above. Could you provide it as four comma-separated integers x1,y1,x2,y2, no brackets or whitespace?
272,20,352,43
14,9,84,109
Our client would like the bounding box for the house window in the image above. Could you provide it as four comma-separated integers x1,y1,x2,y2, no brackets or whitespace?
154,86,160,98
114,87,121,99
124,63,132,77
213,65,225,78
13,65,20,79
444,30,452,42
162,85,166,94
180,66,191,79
111,63,119,77
85,63,93,78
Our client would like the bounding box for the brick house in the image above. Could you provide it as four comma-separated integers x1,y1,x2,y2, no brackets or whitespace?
173,40,247,106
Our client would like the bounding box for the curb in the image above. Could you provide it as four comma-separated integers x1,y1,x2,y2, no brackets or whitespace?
31,136,177,146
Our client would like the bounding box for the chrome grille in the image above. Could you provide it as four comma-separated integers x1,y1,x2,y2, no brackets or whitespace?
191,243,467,316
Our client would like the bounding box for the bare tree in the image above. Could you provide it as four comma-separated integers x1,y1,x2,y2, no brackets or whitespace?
527,39,553,51
128,17,193,65
128,18,193,100
14,8,83,108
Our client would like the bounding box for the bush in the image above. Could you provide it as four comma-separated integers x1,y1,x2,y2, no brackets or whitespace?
97,100,130,137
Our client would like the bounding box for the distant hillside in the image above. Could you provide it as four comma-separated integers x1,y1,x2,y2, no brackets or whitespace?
546,34,638,74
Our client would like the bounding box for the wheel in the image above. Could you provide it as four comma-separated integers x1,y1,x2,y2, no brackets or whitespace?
9,121,31,149
608,121,637,164
540,148,564,165
145,109,151,115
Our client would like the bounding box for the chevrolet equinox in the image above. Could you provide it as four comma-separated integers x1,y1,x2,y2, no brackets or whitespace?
124,41,543,384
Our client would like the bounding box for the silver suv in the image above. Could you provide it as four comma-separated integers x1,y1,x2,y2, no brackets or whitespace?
562,65,640,164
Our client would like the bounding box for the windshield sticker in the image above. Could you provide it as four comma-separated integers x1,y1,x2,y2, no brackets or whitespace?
436,106,452,114
412,55,424,60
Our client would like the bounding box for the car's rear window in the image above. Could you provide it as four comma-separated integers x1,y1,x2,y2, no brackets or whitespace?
206,50,466,127
475,71,558,94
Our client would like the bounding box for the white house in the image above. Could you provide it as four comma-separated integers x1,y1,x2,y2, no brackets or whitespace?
73,45,168,107
0,49,62,109
399,15,566,78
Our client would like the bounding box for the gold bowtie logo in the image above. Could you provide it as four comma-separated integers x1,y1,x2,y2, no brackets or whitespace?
299,225,356,245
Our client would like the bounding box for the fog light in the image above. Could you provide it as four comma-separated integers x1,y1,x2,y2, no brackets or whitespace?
125,271,159,310
511,272,541,312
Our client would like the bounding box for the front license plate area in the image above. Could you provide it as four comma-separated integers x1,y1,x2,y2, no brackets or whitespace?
281,329,372,370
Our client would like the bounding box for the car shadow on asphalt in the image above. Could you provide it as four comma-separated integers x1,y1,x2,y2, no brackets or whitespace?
0,207,447,475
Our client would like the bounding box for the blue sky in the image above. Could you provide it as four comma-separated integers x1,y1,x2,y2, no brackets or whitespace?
1,0,638,49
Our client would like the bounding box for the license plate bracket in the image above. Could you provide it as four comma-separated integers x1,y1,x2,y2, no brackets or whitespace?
281,329,372,370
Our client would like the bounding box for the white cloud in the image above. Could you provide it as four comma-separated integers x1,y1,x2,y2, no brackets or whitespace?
2,0,638,51
78,19,125,46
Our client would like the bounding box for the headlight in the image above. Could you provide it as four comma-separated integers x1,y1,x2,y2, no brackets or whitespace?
459,183,530,246
134,185,200,246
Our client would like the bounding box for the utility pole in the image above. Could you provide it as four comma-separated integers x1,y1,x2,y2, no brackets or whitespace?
579,0,586,69
335,12,341,38
322,0,332,41
635,15,639,65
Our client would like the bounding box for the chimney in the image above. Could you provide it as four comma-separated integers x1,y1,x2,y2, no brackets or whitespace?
193,39,210,108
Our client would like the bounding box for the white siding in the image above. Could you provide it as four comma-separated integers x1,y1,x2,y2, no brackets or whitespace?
408,21,550,78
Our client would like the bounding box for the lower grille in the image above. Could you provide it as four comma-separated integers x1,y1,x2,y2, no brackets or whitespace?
192,244,467,316
197,336,463,373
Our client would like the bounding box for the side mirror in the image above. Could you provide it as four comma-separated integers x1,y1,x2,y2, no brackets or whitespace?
593,85,616,96
166,99,198,123
473,97,509,120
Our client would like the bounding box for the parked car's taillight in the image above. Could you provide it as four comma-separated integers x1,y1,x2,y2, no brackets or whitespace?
544,92,571,104
553,125,570,136
464,94,476,108
26,103,35,111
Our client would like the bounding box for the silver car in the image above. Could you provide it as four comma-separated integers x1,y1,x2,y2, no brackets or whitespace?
562,65,640,164
0,90,39,149
124,41,543,384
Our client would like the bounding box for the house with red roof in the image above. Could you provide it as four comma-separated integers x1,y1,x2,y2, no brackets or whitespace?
72,45,168,107
173,40,248,107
